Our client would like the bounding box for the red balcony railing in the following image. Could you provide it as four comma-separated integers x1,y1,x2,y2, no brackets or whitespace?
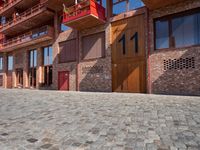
0,25,54,51
63,0,106,30
0,1,47,30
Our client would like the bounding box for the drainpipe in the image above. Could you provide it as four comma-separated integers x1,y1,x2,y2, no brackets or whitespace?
147,8,151,94
76,30,80,91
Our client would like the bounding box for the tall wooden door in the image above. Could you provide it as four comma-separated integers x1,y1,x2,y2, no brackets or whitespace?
58,71,69,91
111,12,146,93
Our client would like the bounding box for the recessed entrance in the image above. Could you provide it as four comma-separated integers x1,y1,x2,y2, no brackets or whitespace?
16,68,23,88
111,11,146,93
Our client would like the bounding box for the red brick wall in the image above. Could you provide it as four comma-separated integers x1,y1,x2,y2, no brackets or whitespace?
148,0,200,95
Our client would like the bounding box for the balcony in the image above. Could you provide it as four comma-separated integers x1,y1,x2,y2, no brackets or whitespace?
63,0,106,30
0,26,54,52
142,0,184,9
0,0,74,17
0,1,54,36
0,0,40,17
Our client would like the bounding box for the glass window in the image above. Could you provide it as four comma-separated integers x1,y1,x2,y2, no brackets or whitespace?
61,24,71,32
155,20,169,49
43,46,53,66
8,56,13,71
113,0,144,15
0,57,3,70
1,17,6,25
129,0,144,10
29,50,37,68
172,13,200,47
155,10,200,50
113,1,127,15
33,50,37,67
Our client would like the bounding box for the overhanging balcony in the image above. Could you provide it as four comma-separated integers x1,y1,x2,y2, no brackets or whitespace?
0,0,40,17
0,26,54,52
142,0,184,9
0,2,54,36
63,0,106,30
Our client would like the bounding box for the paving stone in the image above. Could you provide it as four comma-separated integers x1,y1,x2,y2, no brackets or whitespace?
0,89,200,149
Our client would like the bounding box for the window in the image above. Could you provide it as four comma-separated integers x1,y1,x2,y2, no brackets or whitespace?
82,32,105,60
29,50,37,87
155,20,169,49
61,24,71,32
155,9,200,50
44,46,53,66
1,17,6,25
30,50,37,68
43,46,53,86
113,0,144,15
59,40,76,63
8,56,13,71
0,57,3,70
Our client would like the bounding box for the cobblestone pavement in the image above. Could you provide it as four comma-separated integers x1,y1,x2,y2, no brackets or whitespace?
0,89,200,150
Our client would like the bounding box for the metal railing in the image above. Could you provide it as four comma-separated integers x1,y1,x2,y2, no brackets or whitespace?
0,0,21,13
1,1,48,30
1,25,51,48
63,0,91,18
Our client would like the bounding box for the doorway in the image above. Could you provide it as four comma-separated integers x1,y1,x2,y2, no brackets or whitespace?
111,12,146,93
58,71,69,90
16,68,23,88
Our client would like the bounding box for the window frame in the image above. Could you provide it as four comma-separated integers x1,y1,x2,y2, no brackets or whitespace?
7,55,13,71
154,8,200,50
42,45,53,87
43,45,53,66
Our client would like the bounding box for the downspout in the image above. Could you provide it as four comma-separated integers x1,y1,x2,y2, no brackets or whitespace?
147,8,151,94
76,30,80,91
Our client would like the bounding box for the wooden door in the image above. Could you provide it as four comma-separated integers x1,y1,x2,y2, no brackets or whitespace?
0,75,3,87
58,71,69,91
111,13,146,93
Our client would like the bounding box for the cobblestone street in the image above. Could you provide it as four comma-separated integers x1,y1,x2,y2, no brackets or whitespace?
0,89,200,150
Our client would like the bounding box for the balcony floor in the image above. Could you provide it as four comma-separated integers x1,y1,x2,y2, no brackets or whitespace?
64,14,106,30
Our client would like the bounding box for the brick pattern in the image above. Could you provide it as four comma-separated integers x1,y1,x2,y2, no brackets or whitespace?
148,0,200,95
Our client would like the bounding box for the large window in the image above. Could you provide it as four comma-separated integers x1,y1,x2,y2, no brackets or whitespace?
29,50,37,87
8,56,13,71
44,46,53,66
59,40,76,63
0,57,3,70
155,9,200,50
113,0,144,15
43,46,53,86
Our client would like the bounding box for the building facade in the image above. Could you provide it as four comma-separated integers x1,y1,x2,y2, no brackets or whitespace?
0,0,199,96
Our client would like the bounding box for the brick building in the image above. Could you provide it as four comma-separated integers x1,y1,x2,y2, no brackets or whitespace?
0,0,199,96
